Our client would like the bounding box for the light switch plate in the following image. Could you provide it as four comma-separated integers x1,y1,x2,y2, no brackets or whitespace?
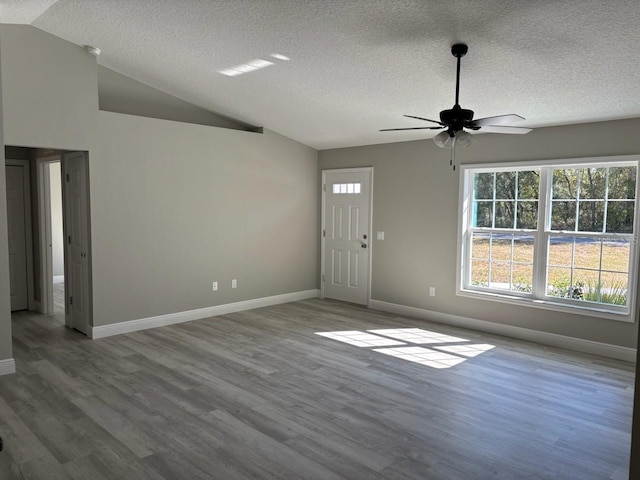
376,231,385,240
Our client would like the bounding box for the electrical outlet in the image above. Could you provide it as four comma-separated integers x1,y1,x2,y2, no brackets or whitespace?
212,281,218,291
232,279,237,289
429,287,436,296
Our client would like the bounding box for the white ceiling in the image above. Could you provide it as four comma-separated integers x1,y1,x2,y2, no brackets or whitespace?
3,0,640,150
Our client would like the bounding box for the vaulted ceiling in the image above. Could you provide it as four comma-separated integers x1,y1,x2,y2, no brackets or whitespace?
2,0,640,149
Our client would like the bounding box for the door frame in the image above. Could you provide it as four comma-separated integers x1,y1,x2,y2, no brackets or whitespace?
5,159,36,311
320,167,374,305
36,154,62,315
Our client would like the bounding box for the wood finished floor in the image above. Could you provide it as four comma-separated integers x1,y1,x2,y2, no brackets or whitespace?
0,298,634,479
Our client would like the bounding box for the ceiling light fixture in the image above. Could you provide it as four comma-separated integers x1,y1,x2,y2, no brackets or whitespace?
380,44,532,171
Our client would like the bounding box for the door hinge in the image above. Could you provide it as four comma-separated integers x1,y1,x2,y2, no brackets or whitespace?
69,296,73,305
68,235,71,244
322,229,325,238
66,173,70,182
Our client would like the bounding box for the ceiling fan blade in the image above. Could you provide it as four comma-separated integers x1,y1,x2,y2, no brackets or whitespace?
380,126,444,132
478,125,532,135
469,114,525,127
403,115,445,126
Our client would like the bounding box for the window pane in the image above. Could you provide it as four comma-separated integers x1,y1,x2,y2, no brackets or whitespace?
473,201,494,228
495,172,516,199
550,201,576,230
512,264,533,292
548,237,572,267
474,173,494,199
546,235,630,307
579,168,606,199
332,184,340,194
564,269,598,301
552,169,578,199
517,171,540,199
495,201,515,229
547,267,572,297
471,260,489,286
516,201,538,229
608,166,636,199
491,235,512,262
606,201,634,233
471,232,490,259
513,236,534,263
573,238,601,270
597,272,628,306
601,240,630,273
578,201,604,232
489,262,510,290
471,233,534,294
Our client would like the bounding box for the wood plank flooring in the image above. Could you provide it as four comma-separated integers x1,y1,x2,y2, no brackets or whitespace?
0,298,634,479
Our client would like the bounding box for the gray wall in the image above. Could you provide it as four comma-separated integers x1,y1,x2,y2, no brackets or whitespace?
0,24,98,150
98,66,253,131
0,28,12,363
92,112,318,326
319,119,640,348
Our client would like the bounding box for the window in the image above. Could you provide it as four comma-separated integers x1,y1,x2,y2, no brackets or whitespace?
332,182,361,194
459,157,639,320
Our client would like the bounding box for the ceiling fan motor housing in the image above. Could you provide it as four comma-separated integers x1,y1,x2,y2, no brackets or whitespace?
440,105,474,133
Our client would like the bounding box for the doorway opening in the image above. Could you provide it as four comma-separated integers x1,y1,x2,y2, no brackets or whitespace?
41,158,65,320
4,146,93,336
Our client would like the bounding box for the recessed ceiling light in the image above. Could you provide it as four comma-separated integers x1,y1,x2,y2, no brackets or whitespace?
270,53,290,61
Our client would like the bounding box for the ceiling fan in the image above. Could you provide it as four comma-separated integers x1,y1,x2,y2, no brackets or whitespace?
380,43,532,170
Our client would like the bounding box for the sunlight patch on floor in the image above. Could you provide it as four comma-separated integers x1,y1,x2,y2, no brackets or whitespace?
315,331,406,347
434,343,495,357
315,328,495,369
368,328,468,344
374,346,467,369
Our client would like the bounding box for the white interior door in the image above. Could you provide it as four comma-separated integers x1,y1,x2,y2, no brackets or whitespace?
322,168,372,305
6,164,29,311
63,152,91,334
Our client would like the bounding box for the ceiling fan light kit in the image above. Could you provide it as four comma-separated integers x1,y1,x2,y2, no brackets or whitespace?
380,43,532,170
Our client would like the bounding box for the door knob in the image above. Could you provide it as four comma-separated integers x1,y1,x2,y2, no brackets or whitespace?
361,244,367,249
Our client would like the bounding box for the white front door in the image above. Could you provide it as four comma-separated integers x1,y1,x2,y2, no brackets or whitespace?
63,152,91,334
322,168,372,305
6,164,29,311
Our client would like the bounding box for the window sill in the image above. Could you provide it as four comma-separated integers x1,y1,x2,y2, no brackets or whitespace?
457,288,634,323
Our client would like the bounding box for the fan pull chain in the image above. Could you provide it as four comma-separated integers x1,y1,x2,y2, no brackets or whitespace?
450,137,456,171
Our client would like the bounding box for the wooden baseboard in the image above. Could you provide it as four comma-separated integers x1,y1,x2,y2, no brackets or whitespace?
90,289,320,339
369,299,636,362
0,358,16,376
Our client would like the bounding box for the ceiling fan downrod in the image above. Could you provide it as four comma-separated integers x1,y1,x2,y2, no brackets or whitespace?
451,43,468,107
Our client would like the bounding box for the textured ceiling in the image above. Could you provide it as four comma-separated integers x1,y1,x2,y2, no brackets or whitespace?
3,0,640,149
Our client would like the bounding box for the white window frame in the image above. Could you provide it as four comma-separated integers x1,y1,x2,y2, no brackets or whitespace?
457,155,640,322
